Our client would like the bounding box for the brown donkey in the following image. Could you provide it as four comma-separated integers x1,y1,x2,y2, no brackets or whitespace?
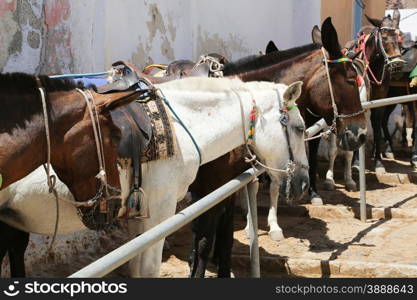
0,73,141,229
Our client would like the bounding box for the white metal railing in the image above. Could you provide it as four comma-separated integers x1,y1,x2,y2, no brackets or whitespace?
69,167,265,278
69,93,417,278
305,93,417,222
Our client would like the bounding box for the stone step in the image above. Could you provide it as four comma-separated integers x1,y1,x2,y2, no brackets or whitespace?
274,205,417,220
232,255,417,278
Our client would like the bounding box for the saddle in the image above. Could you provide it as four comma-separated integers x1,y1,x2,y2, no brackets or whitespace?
96,63,155,218
110,98,153,218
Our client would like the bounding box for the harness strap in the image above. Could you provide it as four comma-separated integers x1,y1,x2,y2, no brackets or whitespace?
155,89,203,166
321,47,338,133
38,85,59,250
77,89,116,216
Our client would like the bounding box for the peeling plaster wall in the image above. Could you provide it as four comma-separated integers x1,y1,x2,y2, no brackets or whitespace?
1,0,320,74
0,0,321,277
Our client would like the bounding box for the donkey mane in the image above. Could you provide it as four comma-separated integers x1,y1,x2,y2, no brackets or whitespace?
0,73,90,133
224,43,320,75
0,73,86,94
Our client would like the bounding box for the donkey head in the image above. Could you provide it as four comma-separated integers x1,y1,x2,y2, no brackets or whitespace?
310,18,367,151
278,81,309,202
365,9,404,73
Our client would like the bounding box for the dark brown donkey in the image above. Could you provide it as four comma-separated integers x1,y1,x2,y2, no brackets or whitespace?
156,18,366,277
346,10,404,172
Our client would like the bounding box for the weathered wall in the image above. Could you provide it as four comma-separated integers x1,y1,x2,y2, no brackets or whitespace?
1,0,321,74
321,0,355,45
1,0,323,277
387,0,417,9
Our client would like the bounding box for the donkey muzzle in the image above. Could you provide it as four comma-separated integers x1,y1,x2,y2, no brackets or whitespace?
388,57,406,74
339,127,367,151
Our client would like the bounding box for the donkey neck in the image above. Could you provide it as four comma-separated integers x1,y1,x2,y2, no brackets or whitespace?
239,50,323,121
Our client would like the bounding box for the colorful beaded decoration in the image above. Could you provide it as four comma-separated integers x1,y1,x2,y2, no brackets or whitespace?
325,57,352,64
247,99,257,145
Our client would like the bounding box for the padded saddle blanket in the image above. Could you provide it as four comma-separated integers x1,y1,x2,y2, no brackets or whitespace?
110,94,176,164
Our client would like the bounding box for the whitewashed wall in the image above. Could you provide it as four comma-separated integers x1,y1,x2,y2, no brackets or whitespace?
1,0,321,74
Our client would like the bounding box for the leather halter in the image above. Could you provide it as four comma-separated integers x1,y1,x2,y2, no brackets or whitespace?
321,48,365,131
354,27,404,85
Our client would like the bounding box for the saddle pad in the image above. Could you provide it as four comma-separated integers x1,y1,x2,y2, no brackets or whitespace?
139,95,176,162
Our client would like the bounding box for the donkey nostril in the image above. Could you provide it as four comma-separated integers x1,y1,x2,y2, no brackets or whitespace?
358,133,367,144
301,181,309,194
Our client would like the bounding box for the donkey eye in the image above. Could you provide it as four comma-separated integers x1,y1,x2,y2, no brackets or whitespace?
346,78,356,86
294,125,305,133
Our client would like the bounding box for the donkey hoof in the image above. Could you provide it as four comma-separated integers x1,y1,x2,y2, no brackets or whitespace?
323,179,335,191
244,226,250,239
268,229,284,241
163,239,171,250
311,197,323,206
375,160,386,174
410,156,417,169
352,162,360,173
375,166,386,174
345,181,357,192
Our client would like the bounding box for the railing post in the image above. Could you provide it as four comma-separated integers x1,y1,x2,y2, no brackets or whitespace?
246,178,260,278
359,145,367,222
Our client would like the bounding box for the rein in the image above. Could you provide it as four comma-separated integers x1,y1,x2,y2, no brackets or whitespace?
38,84,59,249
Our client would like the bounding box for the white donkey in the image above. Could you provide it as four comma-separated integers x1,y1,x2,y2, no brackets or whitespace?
0,77,308,277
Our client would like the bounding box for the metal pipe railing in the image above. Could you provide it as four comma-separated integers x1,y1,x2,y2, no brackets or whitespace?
69,167,265,278
246,179,261,277
69,93,417,278
362,93,417,109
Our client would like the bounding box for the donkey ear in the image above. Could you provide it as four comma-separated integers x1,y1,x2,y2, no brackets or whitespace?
321,17,342,59
265,41,279,54
311,25,322,45
392,9,401,28
283,81,303,105
365,15,382,28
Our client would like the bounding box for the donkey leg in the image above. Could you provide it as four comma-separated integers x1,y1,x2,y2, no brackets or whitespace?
344,151,357,191
0,247,7,278
371,108,386,173
324,134,337,191
135,195,179,277
189,205,216,278
126,220,144,277
267,178,284,241
215,197,235,278
193,224,215,278
9,230,29,278
382,105,396,159
308,138,323,206
411,116,417,169
410,102,417,169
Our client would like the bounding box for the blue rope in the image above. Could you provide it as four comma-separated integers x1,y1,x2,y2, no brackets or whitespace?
49,72,109,79
158,89,202,166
